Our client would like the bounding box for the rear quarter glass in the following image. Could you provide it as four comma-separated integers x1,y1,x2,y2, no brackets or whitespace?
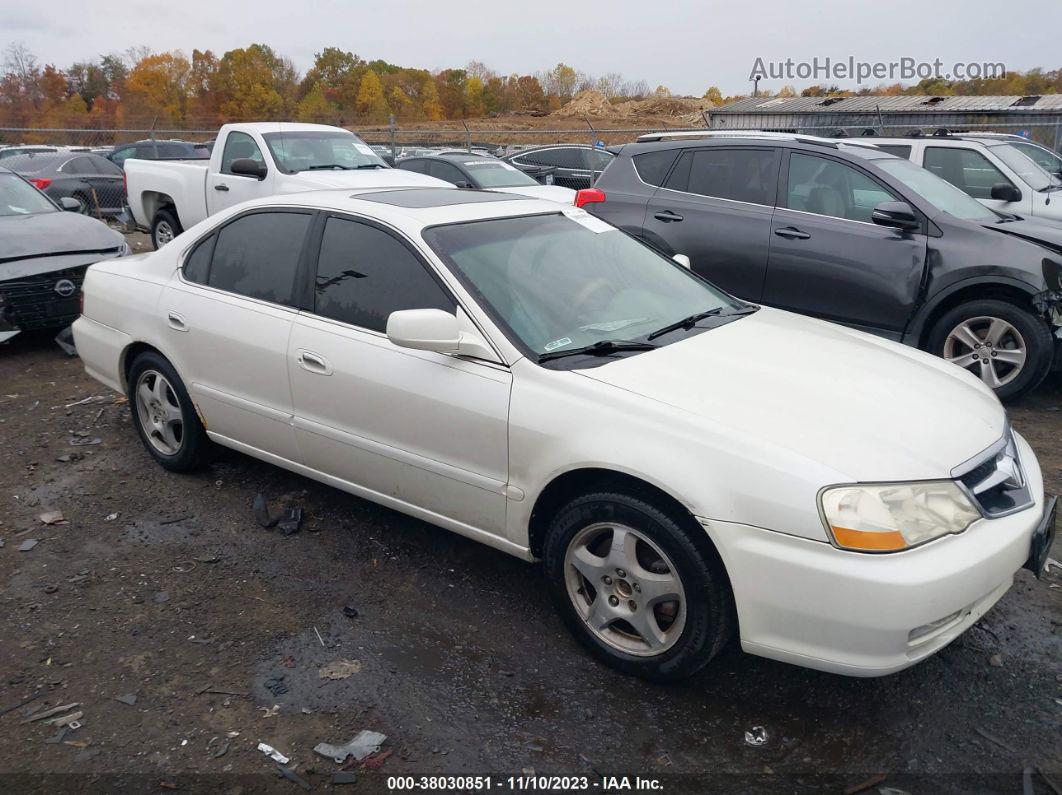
633,150,679,186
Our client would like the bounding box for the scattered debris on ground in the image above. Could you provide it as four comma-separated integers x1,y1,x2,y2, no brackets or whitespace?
314,730,387,764
319,659,362,680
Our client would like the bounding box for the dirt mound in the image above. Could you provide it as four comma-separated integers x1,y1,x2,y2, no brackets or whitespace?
552,90,714,123
551,90,613,117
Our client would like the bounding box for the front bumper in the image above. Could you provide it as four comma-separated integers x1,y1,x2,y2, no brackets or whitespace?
701,433,1049,677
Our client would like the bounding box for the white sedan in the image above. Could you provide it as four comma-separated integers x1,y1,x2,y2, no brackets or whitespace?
73,187,1056,680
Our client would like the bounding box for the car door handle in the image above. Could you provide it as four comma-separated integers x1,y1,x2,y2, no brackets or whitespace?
653,210,684,223
214,184,229,192
774,226,810,240
166,312,188,332
296,350,333,376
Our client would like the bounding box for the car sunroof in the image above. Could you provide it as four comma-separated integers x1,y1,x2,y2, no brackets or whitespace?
357,188,519,208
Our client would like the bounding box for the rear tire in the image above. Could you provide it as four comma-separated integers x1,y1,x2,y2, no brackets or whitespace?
927,299,1053,401
127,351,211,472
151,208,182,250
543,490,734,681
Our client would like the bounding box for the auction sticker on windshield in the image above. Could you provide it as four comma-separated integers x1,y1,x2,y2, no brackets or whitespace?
563,208,614,234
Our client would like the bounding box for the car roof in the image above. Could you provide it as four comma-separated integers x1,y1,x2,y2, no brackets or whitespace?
227,187,563,229
620,135,893,160
227,122,354,135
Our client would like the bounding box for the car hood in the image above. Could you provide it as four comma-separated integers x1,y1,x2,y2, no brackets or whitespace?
983,216,1062,255
577,307,1005,482
0,211,125,274
280,169,453,190
494,184,577,204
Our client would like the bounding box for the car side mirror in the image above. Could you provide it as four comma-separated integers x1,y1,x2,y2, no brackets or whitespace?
989,183,1022,203
871,201,920,231
59,197,81,212
387,309,495,360
455,181,474,189
230,158,267,180
672,254,692,269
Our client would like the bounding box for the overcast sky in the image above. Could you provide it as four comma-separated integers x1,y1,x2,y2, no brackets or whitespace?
1,0,1053,96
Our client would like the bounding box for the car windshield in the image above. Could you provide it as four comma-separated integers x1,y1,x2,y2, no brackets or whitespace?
0,173,57,216
875,157,998,222
1008,141,1062,178
989,143,1061,190
424,212,743,361
463,161,540,188
262,131,388,173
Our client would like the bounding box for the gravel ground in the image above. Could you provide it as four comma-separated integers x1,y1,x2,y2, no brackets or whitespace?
0,323,1059,794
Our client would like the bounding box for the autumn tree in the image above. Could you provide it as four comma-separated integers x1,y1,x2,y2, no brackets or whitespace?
420,77,443,120
212,44,295,120
124,52,191,124
356,70,388,122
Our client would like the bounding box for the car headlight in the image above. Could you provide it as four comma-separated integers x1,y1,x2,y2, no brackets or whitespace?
819,481,980,552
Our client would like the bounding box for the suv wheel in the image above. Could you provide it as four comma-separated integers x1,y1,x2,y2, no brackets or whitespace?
151,209,182,250
543,491,733,681
928,299,1053,401
127,351,211,471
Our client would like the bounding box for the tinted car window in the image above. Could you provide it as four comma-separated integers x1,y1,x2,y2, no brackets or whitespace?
399,159,427,174
208,212,311,304
61,157,95,175
183,234,215,284
314,216,455,333
924,147,1011,199
667,148,776,205
221,132,265,174
95,157,123,176
634,150,679,186
157,143,186,158
519,148,584,170
135,144,157,159
428,161,467,184
875,145,912,159
786,153,896,223
109,146,136,165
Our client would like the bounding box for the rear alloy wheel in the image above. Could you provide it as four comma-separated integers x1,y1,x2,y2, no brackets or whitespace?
929,299,1053,401
127,351,211,471
544,491,734,681
151,209,182,250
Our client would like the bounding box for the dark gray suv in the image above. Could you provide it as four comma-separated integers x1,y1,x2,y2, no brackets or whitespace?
582,133,1062,400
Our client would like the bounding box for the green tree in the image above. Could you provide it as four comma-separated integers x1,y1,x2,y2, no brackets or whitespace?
297,81,336,122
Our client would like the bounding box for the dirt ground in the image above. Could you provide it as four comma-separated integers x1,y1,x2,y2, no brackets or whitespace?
0,317,1060,792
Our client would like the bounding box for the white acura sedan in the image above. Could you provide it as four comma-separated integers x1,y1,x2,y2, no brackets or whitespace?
73,188,1056,680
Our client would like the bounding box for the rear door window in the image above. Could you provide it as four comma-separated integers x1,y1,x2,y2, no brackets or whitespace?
666,148,777,205
207,211,312,305
427,161,467,184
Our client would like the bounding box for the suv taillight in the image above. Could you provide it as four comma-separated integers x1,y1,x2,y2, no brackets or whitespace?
574,188,605,208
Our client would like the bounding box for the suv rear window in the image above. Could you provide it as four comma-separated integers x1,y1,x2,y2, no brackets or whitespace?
633,151,678,186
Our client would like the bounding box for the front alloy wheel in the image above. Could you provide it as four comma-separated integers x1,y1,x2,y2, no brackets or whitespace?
943,315,1027,390
564,522,686,656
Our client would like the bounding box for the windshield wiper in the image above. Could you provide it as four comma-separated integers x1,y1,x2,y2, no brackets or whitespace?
647,305,757,341
306,164,354,171
537,339,656,363
355,163,387,169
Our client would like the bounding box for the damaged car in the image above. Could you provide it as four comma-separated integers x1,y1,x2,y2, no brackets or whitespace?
73,188,1055,680
0,165,128,343
585,133,1062,400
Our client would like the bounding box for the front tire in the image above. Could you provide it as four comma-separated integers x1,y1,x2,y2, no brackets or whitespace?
543,491,734,681
928,299,1053,401
127,352,210,471
151,208,182,250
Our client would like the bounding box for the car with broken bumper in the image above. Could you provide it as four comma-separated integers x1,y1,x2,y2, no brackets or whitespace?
0,166,128,343
73,187,1056,680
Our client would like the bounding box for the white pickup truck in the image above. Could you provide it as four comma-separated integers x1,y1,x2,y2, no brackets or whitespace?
126,122,449,248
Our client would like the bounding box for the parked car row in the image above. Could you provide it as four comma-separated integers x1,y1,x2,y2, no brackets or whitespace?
0,151,126,216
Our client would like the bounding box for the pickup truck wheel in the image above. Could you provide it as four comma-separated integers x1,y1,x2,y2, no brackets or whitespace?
929,299,1053,401
127,352,211,471
151,209,182,250
543,491,734,681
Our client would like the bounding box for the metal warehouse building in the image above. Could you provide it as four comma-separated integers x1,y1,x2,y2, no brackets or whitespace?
707,95,1062,148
